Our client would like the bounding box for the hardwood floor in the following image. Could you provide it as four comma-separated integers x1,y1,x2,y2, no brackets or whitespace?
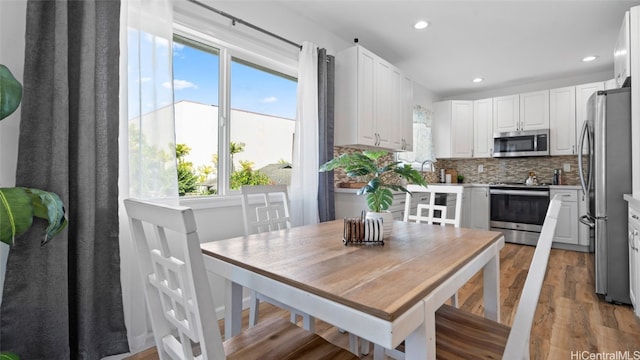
127,243,640,359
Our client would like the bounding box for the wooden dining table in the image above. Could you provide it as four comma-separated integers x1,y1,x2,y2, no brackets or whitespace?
201,219,505,359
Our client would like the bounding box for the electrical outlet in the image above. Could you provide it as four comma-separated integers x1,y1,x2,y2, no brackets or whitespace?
563,163,571,172
478,164,484,173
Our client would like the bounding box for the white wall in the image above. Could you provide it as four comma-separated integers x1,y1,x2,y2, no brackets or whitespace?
0,0,26,308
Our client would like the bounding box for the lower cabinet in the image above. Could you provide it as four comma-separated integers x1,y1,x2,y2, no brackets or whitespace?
628,202,640,317
462,186,489,230
550,188,589,251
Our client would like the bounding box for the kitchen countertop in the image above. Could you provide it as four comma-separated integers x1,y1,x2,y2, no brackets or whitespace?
624,194,640,208
335,183,582,194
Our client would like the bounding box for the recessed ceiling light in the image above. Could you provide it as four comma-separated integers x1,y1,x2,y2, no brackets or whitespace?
582,55,598,62
414,20,429,30
473,77,484,83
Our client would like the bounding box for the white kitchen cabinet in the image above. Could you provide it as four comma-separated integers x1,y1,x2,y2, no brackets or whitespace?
551,189,579,246
629,203,640,317
465,186,489,230
433,100,473,159
550,86,576,155
492,94,519,132
398,75,413,151
335,45,412,151
520,90,550,130
473,98,493,158
575,81,604,154
615,11,631,88
551,188,590,250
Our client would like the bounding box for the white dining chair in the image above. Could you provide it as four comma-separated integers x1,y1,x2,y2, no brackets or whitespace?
239,185,311,328
375,195,563,360
403,184,464,227
434,195,562,359
124,198,358,360
404,184,464,305
241,185,370,356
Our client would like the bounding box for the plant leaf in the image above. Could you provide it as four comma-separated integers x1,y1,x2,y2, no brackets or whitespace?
0,64,23,121
26,188,68,245
0,187,33,246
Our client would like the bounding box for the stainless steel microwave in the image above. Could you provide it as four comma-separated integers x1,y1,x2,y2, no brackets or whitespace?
492,129,549,157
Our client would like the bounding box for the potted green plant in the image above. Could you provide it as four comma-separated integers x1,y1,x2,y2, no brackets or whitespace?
319,150,427,236
0,64,67,247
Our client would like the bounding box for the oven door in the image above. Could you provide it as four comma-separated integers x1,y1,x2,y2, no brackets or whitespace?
489,188,550,232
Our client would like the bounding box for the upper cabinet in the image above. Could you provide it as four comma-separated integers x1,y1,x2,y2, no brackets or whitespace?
519,90,550,130
434,100,473,158
492,94,519,132
334,45,412,151
473,98,493,158
550,86,576,155
615,11,631,88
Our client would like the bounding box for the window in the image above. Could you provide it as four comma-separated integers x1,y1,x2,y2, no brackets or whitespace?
397,105,436,170
172,33,297,197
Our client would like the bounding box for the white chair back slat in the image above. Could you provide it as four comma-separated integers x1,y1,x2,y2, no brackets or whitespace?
124,199,225,360
241,185,292,235
404,184,464,227
502,195,562,359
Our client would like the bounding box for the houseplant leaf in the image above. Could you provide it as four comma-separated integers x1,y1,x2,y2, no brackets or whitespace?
0,64,23,121
26,188,68,245
0,187,34,246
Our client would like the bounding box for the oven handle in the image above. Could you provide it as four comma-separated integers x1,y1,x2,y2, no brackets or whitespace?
489,189,550,197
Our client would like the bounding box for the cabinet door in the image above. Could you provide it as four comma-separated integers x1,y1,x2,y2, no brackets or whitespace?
551,190,579,245
433,101,452,158
493,95,519,132
470,187,490,230
375,59,392,148
575,82,604,154
520,90,550,130
357,47,377,146
388,66,403,150
400,75,413,151
473,98,493,158
550,86,576,155
451,101,473,158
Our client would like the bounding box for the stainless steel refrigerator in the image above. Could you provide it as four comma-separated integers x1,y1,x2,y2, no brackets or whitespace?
578,87,631,304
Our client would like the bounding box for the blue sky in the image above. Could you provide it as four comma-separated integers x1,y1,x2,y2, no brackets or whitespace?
172,41,297,119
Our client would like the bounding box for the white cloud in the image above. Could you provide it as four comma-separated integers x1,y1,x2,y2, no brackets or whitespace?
139,77,152,83
260,96,278,103
163,79,198,90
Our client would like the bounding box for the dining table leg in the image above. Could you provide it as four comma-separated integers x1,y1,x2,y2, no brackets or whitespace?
482,248,501,322
404,299,432,359
224,280,243,340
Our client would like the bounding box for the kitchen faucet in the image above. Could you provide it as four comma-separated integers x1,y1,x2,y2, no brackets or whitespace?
421,160,435,172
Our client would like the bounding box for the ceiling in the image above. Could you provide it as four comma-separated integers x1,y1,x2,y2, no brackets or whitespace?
277,1,640,98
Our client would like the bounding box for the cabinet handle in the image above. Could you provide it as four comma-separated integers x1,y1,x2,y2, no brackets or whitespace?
572,145,575,154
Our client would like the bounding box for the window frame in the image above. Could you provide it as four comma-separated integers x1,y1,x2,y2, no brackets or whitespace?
172,23,298,198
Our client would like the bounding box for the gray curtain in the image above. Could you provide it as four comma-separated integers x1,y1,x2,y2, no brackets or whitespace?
317,49,336,222
0,1,128,359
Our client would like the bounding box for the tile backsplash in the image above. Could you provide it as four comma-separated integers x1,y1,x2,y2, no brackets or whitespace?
332,146,585,186
436,155,584,185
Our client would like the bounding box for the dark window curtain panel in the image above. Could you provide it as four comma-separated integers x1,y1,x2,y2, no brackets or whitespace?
317,49,335,222
0,1,128,359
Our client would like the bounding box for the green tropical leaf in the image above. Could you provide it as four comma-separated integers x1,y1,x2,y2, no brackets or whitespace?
0,187,33,246
26,188,68,245
0,64,23,121
367,188,393,212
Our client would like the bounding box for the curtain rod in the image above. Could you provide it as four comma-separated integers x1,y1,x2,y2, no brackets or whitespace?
186,0,302,50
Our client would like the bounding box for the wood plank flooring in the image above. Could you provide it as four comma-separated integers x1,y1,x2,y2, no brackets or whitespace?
127,243,640,359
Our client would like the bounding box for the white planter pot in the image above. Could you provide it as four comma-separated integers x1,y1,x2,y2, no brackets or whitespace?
365,211,394,239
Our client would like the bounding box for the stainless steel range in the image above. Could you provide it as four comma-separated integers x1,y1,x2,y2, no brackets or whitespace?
489,183,550,246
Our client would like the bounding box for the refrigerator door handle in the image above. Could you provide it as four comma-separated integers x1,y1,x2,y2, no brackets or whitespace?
580,214,595,228
577,120,592,196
